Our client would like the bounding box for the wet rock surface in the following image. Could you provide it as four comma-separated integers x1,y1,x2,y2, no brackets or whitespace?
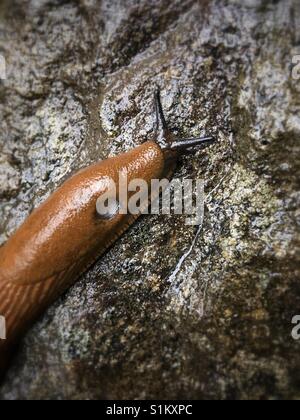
0,0,300,400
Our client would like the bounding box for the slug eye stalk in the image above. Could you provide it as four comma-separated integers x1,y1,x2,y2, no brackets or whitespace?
169,136,215,151
154,88,216,154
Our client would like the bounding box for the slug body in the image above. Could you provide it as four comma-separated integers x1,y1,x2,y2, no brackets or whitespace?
0,90,214,376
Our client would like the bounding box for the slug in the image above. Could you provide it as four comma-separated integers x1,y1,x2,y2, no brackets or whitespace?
0,89,214,377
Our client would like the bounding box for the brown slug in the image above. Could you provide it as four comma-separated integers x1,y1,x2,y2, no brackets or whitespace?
0,89,214,377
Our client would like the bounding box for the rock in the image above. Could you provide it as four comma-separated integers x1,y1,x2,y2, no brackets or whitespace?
0,0,299,400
